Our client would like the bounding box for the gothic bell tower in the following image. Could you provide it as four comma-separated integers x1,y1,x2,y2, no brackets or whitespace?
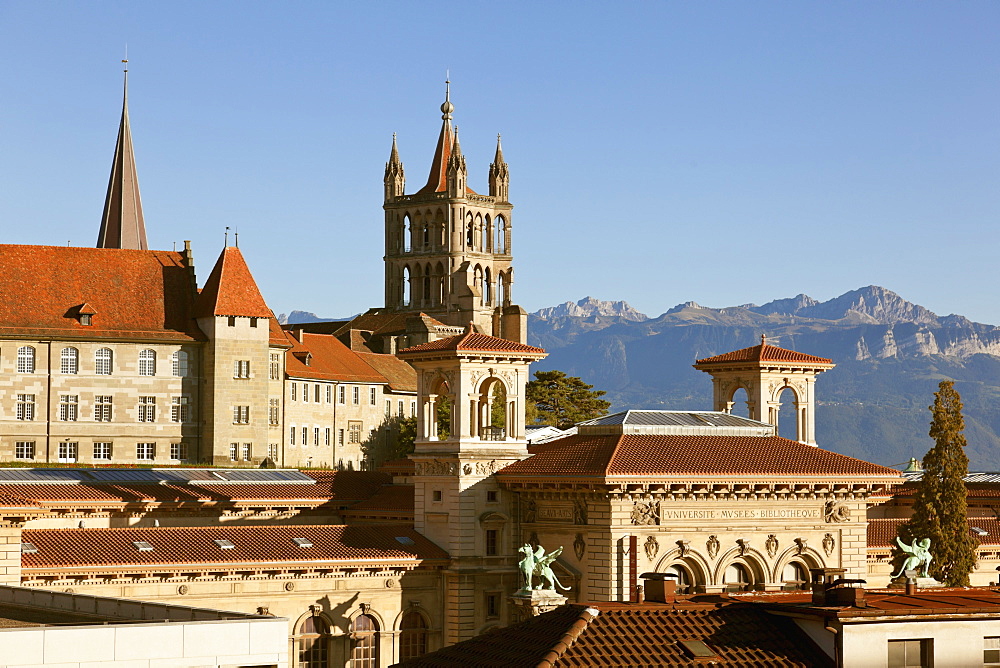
382,82,527,343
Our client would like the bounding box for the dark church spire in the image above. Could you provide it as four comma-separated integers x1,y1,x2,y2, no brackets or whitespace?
97,61,148,250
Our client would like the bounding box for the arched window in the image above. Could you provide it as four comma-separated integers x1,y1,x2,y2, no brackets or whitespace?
482,214,490,251
781,561,809,590
402,267,411,307
498,271,507,305
17,346,35,373
422,271,431,306
350,614,379,668
422,224,430,248
172,350,189,377
667,563,695,594
484,267,492,305
399,611,428,661
466,214,475,248
403,215,411,253
723,562,752,592
138,349,156,376
60,347,79,374
495,215,506,253
95,348,113,375
296,615,329,668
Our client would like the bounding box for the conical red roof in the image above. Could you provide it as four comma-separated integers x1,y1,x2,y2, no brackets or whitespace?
195,247,272,318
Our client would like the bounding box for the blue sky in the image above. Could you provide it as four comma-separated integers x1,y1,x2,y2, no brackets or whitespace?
1,2,998,322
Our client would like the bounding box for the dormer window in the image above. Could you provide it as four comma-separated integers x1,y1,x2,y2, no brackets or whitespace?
76,303,96,326
133,541,154,552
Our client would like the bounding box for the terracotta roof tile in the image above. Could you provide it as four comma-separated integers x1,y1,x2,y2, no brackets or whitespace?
21,524,448,570
497,434,903,479
193,247,272,319
399,329,546,355
343,484,414,516
0,471,388,507
284,332,386,383
695,342,833,366
396,602,831,667
868,517,1000,547
355,352,417,392
0,245,201,341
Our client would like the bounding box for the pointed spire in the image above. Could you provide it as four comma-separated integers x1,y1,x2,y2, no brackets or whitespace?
489,133,510,200
194,247,272,319
384,133,405,200
97,62,148,250
451,126,463,159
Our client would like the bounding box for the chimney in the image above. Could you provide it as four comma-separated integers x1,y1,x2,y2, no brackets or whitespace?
810,567,846,605
639,572,678,604
824,579,867,607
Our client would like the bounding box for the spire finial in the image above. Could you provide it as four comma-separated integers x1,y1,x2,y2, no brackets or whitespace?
225,226,230,246
441,75,454,120
761,333,767,345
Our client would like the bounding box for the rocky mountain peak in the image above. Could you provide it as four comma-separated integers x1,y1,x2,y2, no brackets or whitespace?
533,297,648,321
747,286,938,325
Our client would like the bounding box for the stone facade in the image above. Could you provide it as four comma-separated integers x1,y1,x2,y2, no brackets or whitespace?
0,339,201,465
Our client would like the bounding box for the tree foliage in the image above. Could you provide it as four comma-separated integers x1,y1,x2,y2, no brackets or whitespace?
525,370,611,429
361,397,452,467
898,380,978,585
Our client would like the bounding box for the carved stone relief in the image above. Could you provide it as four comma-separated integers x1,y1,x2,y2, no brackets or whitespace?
523,499,537,523
574,533,586,560
644,536,659,561
823,533,836,557
765,534,778,558
676,540,690,558
417,460,458,476
824,500,851,523
630,500,660,526
574,500,588,525
707,535,720,559
795,538,808,555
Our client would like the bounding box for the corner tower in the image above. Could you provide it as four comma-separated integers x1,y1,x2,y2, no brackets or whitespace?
383,82,527,343
693,336,835,446
398,326,546,642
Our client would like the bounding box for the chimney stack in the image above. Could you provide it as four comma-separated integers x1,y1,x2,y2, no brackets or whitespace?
639,572,678,603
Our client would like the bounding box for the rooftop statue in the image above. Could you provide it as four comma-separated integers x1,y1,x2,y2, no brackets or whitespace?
893,537,933,578
518,544,570,592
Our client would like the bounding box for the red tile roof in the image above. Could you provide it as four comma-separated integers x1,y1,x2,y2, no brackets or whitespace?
21,524,448,571
284,332,387,383
695,342,833,366
396,602,831,667
342,484,414,518
497,434,903,479
355,352,417,392
325,311,450,339
868,517,1000,547
399,329,546,355
0,471,389,508
0,245,201,341
748,588,1000,617
194,247,272,318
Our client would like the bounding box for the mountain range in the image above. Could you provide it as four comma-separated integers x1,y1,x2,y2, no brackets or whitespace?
528,289,1000,470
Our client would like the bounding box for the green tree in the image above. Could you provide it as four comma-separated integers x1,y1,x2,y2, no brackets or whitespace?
361,397,452,467
898,380,978,585
525,370,611,429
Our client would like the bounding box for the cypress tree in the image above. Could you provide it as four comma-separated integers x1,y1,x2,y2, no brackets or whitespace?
900,380,977,585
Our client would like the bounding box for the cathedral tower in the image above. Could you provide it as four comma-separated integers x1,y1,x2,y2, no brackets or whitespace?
382,83,527,343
